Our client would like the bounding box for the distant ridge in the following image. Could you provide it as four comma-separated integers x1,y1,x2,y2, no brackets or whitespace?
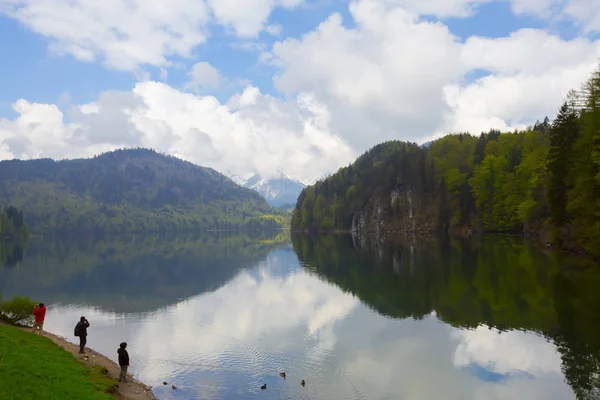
0,148,288,233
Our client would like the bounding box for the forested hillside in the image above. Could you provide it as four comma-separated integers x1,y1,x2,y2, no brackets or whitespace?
0,148,288,233
292,66,600,255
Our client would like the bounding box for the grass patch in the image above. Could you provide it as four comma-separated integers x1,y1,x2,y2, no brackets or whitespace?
0,324,116,399
89,365,119,395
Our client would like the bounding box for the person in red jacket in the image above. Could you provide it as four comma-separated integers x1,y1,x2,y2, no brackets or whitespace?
32,303,46,334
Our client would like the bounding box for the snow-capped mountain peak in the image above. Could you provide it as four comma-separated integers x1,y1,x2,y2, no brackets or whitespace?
225,168,331,208
275,168,300,183
247,172,305,207
303,171,332,186
225,173,249,186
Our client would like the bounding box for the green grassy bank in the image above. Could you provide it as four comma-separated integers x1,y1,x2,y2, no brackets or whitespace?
0,324,116,399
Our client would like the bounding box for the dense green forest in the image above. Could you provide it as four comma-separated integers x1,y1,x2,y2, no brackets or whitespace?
0,205,28,239
292,66,600,255
0,231,290,312
0,148,288,234
292,234,600,400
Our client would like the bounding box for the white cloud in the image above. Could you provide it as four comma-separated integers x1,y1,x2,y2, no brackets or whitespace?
505,0,600,33
2,0,600,178
461,29,600,75
563,0,600,33
272,0,464,149
379,0,600,33
507,0,561,18
0,0,303,71
185,61,223,90
268,0,599,150
0,0,210,70
207,0,303,38
0,82,355,181
1,0,598,79
444,29,600,135
0,100,75,159
443,63,597,135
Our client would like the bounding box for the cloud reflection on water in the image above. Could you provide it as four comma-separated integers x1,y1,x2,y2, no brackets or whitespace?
42,248,574,399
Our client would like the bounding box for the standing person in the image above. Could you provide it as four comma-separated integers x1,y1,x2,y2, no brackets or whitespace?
118,342,130,383
32,303,46,334
74,316,90,354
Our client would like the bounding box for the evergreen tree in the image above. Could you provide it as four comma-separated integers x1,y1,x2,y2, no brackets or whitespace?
547,101,580,227
567,69,600,250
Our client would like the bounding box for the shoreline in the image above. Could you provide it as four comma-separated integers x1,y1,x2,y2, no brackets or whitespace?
292,229,600,264
38,327,157,400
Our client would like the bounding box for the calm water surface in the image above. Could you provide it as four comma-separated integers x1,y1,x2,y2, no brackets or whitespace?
1,232,599,400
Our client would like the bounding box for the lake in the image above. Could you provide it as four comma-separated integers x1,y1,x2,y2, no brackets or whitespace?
1,232,599,400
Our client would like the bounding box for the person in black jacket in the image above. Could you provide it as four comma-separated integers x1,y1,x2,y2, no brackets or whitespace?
74,316,90,354
118,342,130,383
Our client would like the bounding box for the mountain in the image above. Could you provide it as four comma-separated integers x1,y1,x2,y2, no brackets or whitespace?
227,170,306,208
245,170,306,208
291,60,600,258
302,171,333,186
0,148,288,233
291,65,600,249
292,141,434,234
291,132,552,237
225,173,248,186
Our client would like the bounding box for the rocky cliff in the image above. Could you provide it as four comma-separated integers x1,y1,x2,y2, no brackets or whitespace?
350,185,440,239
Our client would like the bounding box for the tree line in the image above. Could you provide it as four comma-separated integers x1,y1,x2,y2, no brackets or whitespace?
292,65,600,256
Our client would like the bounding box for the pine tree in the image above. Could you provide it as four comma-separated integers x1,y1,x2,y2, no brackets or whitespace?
577,68,600,246
585,68,600,188
547,101,580,227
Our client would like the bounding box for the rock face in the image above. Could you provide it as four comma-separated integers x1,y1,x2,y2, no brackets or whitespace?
350,184,440,241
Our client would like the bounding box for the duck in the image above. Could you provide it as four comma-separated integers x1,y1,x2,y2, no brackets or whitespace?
279,372,286,378
301,380,306,387
172,385,177,390
162,381,168,385
261,384,267,390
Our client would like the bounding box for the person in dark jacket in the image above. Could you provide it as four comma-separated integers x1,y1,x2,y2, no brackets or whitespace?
74,316,90,354
118,342,130,383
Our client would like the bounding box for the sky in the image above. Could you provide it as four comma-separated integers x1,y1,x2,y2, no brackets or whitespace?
0,0,599,182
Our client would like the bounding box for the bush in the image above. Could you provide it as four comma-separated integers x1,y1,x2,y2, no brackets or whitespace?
0,296,37,326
